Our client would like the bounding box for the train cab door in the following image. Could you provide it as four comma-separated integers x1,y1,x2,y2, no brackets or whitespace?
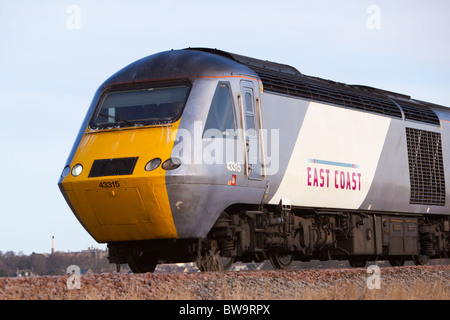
239,80,264,181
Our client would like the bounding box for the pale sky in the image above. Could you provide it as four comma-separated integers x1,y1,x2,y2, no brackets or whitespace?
1,0,449,254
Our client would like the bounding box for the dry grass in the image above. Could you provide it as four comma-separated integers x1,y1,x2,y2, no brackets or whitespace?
0,266,448,300
294,279,449,300
161,278,449,300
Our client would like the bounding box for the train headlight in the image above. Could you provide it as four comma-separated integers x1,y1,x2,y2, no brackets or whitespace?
71,164,83,177
61,165,71,178
162,157,181,170
144,158,161,172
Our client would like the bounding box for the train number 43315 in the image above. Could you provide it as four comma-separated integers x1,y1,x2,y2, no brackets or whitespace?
99,181,120,188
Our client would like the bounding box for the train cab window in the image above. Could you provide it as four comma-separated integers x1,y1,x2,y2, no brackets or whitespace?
90,83,191,129
203,82,236,138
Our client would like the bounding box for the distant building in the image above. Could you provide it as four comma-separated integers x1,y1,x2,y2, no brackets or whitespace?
77,247,108,260
50,236,107,260
50,247,108,260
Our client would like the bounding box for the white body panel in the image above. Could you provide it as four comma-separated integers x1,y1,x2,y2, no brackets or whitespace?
269,102,391,209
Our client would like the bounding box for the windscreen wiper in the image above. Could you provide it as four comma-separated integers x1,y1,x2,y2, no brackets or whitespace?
99,112,132,125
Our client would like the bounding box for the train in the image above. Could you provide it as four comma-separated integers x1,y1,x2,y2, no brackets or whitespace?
58,48,450,272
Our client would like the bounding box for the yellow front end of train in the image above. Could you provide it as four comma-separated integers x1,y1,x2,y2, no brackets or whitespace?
60,125,179,243
59,82,192,243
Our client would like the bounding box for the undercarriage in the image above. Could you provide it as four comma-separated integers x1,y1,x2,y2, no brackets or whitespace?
108,201,450,273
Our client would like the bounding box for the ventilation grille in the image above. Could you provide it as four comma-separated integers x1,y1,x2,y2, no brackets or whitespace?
406,128,445,206
252,67,403,119
395,100,441,126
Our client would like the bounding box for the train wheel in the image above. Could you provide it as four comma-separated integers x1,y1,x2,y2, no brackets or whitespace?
269,253,294,270
348,256,367,268
412,254,429,266
388,257,405,267
128,260,157,273
196,248,234,272
127,252,157,273
197,255,234,272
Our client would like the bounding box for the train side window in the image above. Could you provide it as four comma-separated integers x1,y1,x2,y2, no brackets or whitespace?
203,82,236,138
244,92,255,133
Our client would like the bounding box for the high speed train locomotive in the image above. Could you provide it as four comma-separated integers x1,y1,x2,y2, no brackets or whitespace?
58,48,450,272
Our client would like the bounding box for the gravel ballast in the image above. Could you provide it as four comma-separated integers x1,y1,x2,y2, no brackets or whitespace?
0,265,448,300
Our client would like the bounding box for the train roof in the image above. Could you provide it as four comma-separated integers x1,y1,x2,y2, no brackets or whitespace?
101,49,257,88
101,47,447,126
188,48,448,126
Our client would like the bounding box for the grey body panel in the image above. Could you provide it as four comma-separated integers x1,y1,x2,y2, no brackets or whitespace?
358,119,411,212
434,108,450,209
168,184,264,238
167,89,308,238
258,93,309,202
360,118,450,214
